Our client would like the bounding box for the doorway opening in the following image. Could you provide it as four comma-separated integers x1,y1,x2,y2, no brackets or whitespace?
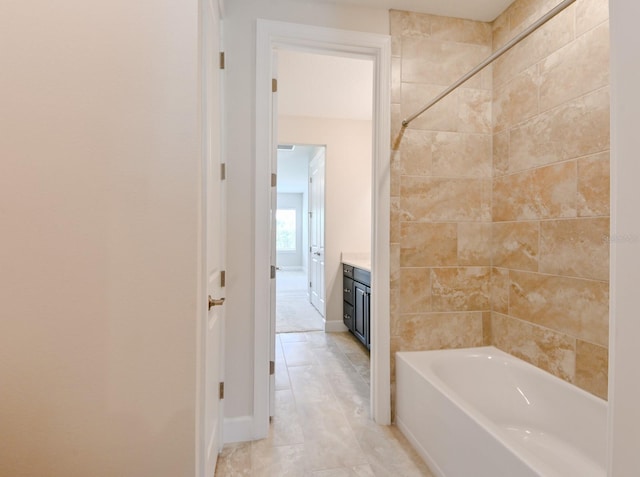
275,144,326,333
255,20,391,437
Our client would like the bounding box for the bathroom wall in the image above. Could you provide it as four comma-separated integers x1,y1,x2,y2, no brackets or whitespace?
390,0,610,404
389,11,494,402
490,0,610,399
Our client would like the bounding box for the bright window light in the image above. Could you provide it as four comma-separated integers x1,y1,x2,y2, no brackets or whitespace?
276,209,297,252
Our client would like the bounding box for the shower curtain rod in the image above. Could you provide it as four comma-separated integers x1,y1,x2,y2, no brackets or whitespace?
401,0,577,128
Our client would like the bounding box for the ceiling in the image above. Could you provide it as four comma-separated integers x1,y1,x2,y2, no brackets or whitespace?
288,0,516,22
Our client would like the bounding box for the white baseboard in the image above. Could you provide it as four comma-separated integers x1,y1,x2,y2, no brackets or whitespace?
324,320,348,332
223,416,254,444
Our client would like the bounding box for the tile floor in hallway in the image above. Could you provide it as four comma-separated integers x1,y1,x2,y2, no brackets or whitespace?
214,331,434,477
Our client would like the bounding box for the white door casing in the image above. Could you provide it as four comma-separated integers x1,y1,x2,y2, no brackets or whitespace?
309,149,326,316
199,1,225,475
255,20,391,439
269,51,279,418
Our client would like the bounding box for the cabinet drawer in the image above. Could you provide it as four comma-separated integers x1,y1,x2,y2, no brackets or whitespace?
343,277,354,305
353,267,371,287
343,264,354,278
343,302,353,330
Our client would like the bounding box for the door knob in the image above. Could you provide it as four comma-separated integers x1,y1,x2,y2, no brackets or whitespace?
208,296,225,310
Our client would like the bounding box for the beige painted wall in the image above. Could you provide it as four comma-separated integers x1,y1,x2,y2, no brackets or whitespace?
0,0,201,475
280,116,372,327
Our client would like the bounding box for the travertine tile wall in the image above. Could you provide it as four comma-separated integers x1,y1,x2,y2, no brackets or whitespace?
389,11,494,408
389,0,610,405
490,0,610,399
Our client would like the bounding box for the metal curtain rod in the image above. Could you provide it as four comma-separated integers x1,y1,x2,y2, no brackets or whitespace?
402,0,577,128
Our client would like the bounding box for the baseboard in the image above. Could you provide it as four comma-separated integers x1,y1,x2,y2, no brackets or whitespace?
324,320,348,332
223,416,254,444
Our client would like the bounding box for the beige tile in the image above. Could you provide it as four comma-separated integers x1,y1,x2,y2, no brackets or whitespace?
509,88,610,171
401,83,458,132
493,130,509,176
215,442,252,476
508,0,543,37
539,218,610,281
493,64,539,132
399,222,457,267
393,312,484,350
482,311,492,346
351,423,435,476
401,37,490,88
576,0,609,37
399,267,432,314
578,151,610,217
458,222,492,266
391,57,402,104
492,221,539,271
390,198,401,245
575,340,609,399
310,465,376,477
251,442,307,477
492,312,576,382
431,132,492,178
492,9,510,50
390,242,400,290
539,22,609,112
389,10,432,38
391,105,402,154
491,267,510,315
493,6,574,88
431,267,491,311
493,161,577,221
509,270,609,346
399,129,432,176
458,88,492,134
431,16,492,46
400,176,487,222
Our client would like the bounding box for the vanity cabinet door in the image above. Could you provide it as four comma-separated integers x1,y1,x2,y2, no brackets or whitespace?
353,281,368,346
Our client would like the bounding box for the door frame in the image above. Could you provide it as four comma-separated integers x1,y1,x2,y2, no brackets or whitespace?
254,19,391,438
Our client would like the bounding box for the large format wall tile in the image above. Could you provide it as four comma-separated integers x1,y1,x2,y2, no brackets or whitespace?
458,222,492,266
578,151,610,217
492,312,576,382
431,267,491,312
392,312,484,350
491,267,510,315
399,267,432,314
575,339,609,399
401,176,487,222
492,221,539,271
493,161,577,221
539,218,610,281
400,222,457,267
509,270,609,346
431,132,492,178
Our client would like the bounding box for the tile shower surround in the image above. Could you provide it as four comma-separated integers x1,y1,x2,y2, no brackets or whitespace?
389,0,610,408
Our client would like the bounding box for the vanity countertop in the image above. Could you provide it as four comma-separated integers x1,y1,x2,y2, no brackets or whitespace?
341,252,371,272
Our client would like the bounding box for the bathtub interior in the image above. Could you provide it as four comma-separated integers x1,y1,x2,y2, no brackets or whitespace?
396,347,607,477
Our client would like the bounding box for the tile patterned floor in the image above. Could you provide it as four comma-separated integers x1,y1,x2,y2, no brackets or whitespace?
215,331,434,477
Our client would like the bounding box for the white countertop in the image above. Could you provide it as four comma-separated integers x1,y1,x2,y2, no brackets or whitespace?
341,252,371,272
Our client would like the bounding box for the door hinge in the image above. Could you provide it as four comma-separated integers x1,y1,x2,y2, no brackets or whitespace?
309,177,312,183
270,265,276,279
309,211,313,218
269,360,275,375
272,78,278,93
219,382,224,400
220,270,226,287
219,52,225,69
309,281,312,288
220,163,226,180
271,173,277,187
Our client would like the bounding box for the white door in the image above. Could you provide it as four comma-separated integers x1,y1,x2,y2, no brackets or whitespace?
203,2,225,476
309,150,325,315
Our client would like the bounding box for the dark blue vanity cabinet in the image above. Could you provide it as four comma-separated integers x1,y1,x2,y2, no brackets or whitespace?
343,264,370,350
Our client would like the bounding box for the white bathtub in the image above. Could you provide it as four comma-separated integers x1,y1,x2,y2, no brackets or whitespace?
396,346,607,477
